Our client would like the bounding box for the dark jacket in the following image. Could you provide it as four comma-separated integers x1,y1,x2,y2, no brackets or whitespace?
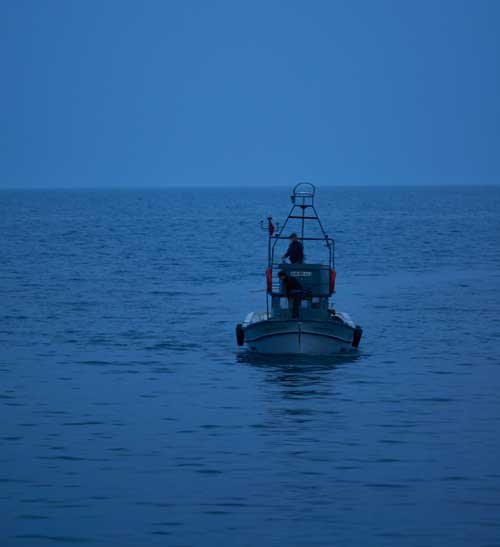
282,276,302,296
284,240,304,264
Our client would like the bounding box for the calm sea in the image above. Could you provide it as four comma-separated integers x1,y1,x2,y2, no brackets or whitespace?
1,186,500,547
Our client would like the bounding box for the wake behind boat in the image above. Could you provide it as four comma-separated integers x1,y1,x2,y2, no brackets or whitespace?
236,183,363,355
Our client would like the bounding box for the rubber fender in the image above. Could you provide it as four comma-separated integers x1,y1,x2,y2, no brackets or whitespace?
329,269,336,294
352,325,363,348
266,268,273,293
236,324,245,346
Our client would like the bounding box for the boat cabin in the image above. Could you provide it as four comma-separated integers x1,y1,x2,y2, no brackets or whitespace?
271,263,335,320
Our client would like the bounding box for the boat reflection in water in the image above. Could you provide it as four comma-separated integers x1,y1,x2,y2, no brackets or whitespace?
236,351,362,399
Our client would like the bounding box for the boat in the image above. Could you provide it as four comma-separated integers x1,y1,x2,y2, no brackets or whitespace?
235,182,363,355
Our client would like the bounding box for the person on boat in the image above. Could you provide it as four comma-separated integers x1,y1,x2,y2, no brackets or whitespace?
278,270,303,318
282,233,304,264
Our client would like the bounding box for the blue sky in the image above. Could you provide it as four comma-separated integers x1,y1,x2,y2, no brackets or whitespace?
1,0,499,188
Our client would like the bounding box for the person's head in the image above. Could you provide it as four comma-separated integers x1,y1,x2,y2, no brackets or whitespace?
278,271,287,281
289,233,297,242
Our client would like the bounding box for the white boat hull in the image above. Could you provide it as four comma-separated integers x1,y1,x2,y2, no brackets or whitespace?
247,330,354,355
241,315,360,355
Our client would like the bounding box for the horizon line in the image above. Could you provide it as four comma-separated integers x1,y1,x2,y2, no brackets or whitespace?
1,182,499,191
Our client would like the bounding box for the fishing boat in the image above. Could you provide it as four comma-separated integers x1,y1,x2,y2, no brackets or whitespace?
235,183,363,355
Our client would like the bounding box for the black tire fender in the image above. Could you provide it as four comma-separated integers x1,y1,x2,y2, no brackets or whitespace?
236,324,245,346
352,325,363,348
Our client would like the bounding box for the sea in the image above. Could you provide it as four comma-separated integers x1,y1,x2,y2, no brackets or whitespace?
1,186,500,547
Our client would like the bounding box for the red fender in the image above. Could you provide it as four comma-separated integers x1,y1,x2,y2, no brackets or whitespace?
329,269,336,294
266,268,273,293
